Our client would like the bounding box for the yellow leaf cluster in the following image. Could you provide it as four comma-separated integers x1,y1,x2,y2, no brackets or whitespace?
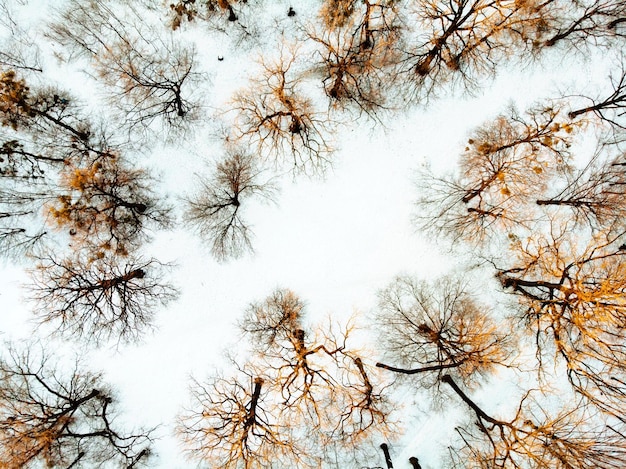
0,71,31,130
320,0,357,29
65,162,102,191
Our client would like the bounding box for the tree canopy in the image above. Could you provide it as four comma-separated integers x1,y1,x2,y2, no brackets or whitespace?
1,0,626,467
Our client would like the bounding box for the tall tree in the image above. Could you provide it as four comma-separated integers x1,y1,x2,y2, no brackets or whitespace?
179,288,397,468
29,253,178,346
48,0,203,133
178,366,312,469
568,65,626,131
534,0,626,51
49,154,172,256
375,275,513,389
497,226,626,418
415,105,578,245
231,48,334,175
0,343,154,468
240,289,394,448
535,151,626,232
307,0,402,117
0,0,42,73
409,85,626,464
0,137,56,259
184,150,276,261
444,374,626,468
398,0,555,99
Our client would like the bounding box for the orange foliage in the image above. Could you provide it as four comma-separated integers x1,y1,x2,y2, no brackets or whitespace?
46,155,147,255
320,0,357,29
0,71,32,129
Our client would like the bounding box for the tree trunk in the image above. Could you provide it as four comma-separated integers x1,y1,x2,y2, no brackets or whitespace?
380,443,393,468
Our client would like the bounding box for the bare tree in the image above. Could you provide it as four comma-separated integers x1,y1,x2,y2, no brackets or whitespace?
535,150,626,232
230,48,334,175
0,187,51,260
240,289,396,450
496,226,626,418
0,138,66,179
184,150,276,261
443,374,626,468
0,342,153,468
96,38,200,134
48,154,172,256
375,276,513,389
533,0,626,51
48,0,203,133
412,95,626,420
0,0,42,73
307,0,402,117
238,287,305,350
415,105,578,245
177,366,314,469
29,253,178,346
0,71,113,164
397,0,555,99
568,65,626,131
314,0,626,103
1,68,148,216
179,289,397,468
0,136,58,259
405,72,626,462
0,142,61,255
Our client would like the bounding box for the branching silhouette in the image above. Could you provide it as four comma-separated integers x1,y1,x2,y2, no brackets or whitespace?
568,65,626,130
48,0,203,133
231,48,334,175
29,253,178,346
184,150,276,261
308,0,402,117
398,0,555,99
535,0,626,51
49,154,172,256
0,1,42,72
0,343,154,468
443,374,626,468
415,105,579,245
375,275,513,389
497,228,626,418
178,366,313,469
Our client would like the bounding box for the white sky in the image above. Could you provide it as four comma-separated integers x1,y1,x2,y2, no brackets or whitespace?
0,0,616,467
